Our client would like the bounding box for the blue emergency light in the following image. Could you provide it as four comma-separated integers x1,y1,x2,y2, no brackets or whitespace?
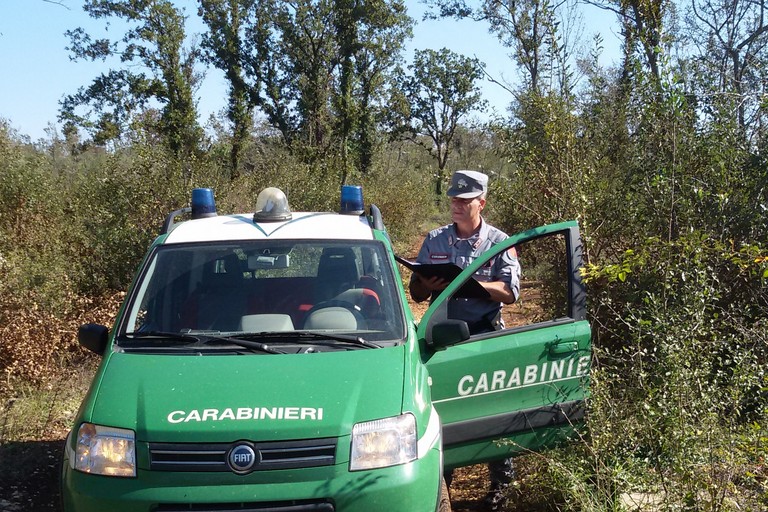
191,188,217,219
161,188,217,233
340,185,365,215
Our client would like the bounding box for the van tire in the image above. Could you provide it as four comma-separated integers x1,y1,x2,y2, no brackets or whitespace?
438,477,452,512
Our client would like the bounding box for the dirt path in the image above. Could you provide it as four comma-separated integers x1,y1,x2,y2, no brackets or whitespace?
0,438,64,511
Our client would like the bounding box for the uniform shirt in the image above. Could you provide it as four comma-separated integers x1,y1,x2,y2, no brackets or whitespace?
415,218,521,329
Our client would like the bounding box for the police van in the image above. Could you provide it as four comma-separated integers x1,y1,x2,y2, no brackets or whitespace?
61,186,591,511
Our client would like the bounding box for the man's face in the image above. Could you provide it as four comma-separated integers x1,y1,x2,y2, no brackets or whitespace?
451,195,485,225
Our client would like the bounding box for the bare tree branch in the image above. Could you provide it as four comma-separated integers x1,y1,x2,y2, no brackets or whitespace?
581,0,628,21
43,0,71,9
480,63,518,98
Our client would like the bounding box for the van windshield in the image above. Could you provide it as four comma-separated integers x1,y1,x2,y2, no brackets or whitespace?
119,240,406,346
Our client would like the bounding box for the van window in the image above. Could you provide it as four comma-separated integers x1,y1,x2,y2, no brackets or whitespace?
121,241,405,345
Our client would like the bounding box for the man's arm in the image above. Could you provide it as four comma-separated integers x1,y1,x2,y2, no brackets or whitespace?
480,280,516,304
488,246,520,304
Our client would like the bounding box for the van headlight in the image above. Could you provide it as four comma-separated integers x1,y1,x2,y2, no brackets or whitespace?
350,413,417,471
73,423,136,477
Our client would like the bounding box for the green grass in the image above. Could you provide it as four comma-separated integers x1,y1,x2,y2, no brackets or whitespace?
1,362,97,444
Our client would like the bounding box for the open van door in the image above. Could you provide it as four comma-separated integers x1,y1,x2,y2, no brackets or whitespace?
420,221,590,469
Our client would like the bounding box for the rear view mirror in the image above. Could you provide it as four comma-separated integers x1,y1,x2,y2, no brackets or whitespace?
248,254,290,269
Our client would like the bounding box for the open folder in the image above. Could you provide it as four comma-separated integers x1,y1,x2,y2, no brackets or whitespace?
395,255,490,299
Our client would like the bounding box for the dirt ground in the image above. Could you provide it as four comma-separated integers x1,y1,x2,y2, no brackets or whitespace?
0,437,66,511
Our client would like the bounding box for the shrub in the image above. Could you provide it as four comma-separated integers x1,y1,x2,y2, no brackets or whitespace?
545,234,768,510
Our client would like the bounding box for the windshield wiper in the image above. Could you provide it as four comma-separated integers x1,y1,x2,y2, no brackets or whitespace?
124,331,202,342
233,331,381,349
202,336,285,354
123,331,284,354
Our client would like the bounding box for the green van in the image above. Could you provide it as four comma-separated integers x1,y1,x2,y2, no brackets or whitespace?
61,187,590,511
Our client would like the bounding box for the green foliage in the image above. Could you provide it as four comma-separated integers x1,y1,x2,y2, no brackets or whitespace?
488,90,594,235
64,148,189,293
467,5,768,503
361,162,438,249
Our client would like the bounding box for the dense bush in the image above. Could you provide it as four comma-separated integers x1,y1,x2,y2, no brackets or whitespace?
505,237,766,510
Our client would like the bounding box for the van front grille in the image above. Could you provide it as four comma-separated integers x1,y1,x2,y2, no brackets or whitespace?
149,438,337,472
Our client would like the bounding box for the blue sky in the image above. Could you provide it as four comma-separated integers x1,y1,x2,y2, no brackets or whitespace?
0,0,620,141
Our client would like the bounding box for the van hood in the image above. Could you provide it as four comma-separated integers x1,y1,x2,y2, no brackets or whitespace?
89,347,406,443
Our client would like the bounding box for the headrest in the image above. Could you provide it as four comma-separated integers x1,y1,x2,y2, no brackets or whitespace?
303,307,359,330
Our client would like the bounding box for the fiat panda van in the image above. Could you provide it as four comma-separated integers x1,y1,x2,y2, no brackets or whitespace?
61,186,590,511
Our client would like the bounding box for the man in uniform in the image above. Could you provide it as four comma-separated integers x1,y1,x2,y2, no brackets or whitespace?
409,169,521,510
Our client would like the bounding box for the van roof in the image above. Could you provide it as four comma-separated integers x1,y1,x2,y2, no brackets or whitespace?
164,212,376,244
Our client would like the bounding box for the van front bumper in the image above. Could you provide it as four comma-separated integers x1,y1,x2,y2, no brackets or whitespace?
61,445,442,512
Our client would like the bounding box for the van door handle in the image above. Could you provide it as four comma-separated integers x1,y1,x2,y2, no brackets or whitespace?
549,341,578,356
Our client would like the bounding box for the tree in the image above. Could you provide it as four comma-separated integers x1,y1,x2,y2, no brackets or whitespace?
333,0,412,178
577,0,673,86
425,0,569,96
391,48,486,195
199,0,303,148
199,0,254,179
276,0,340,154
61,0,202,157
199,0,412,180
687,0,768,137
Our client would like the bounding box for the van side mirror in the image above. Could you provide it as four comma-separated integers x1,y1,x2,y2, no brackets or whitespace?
427,320,470,349
78,323,109,355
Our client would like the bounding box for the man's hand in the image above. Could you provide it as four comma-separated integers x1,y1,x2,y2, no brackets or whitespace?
409,273,449,302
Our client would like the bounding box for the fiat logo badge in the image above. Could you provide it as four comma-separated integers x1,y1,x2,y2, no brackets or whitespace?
227,443,258,474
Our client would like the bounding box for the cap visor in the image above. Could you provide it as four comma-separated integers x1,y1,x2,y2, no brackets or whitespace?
447,189,482,198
